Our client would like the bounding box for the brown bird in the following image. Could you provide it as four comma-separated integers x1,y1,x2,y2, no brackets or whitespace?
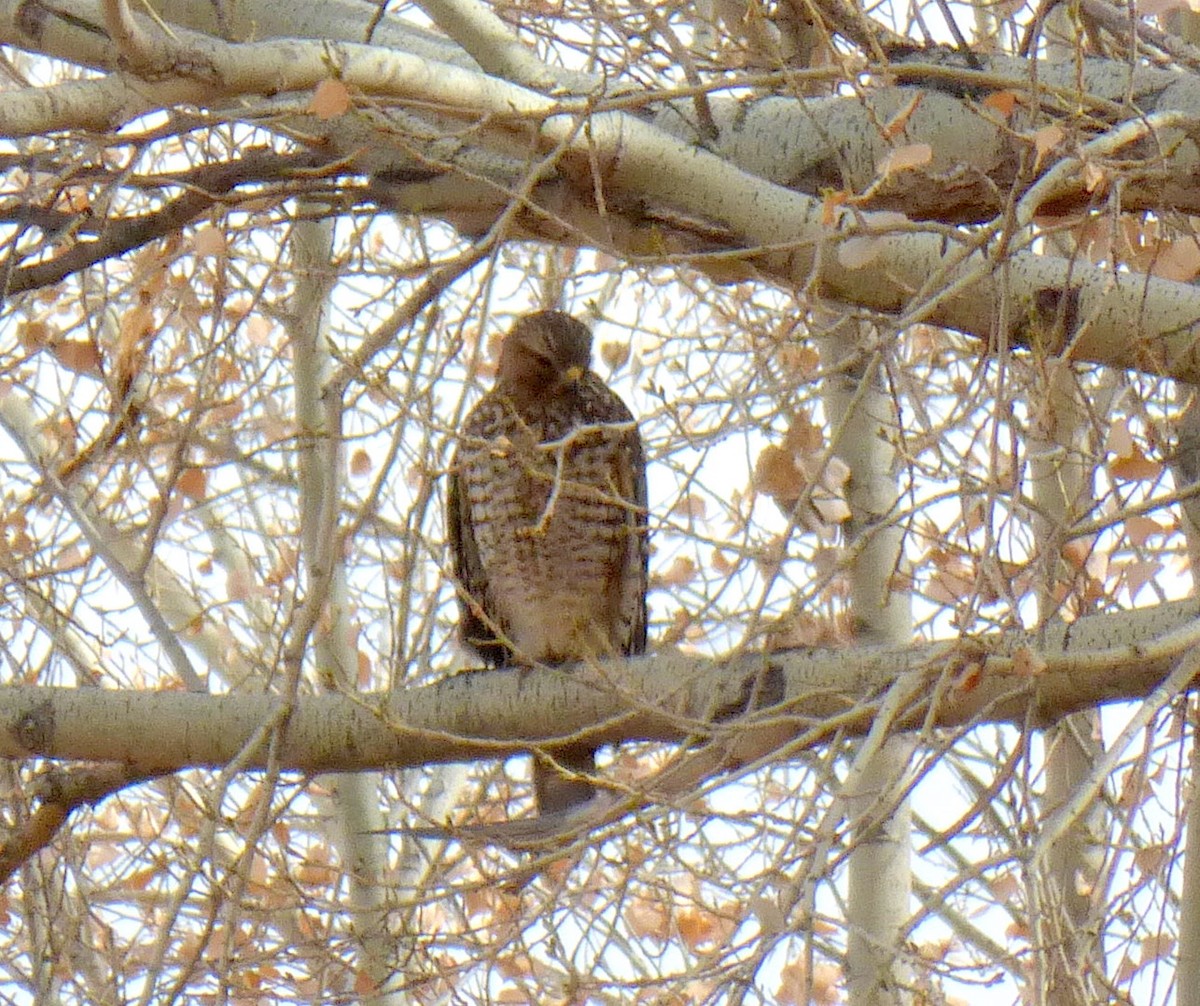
447,310,649,814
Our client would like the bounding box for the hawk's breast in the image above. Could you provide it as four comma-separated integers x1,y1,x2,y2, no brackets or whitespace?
458,381,638,664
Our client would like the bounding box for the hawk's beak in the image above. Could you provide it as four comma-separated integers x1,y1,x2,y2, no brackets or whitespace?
563,365,585,384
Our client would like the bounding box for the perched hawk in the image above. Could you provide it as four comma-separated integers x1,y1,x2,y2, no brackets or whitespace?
447,311,649,814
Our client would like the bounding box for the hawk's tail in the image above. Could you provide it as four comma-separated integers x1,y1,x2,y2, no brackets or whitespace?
533,745,596,814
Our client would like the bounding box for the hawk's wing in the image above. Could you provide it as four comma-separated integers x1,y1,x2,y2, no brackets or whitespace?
583,374,649,660
621,419,650,658
447,433,511,668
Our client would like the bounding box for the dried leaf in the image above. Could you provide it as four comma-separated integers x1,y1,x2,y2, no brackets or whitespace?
191,225,227,258
349,448,372,477
120,303,154,345
176,467,207,500
983,90,1018,116
810,963,842,1005
599,340,630,371
52,340,102,376
655,555,697,588
1150,236,1200,282
927,555,975,604
711,550,738,575
1031,124,1066,165
778,343,820,377
1108,450,1163,482
784,412,823,454
1124,559,1161,600
18,320,52,350
1125,514,1164,546
677,906,732,950
1140,933,1176,965
1082,159,1107,193
1061,538,1092,571
246,315,274,346
308,78,352,119
627,896,670,941
754,444,804,508
878,142,933,175
821,188,849,226
1105,418,1135,456
1133,843,1169,879
671,493,707,520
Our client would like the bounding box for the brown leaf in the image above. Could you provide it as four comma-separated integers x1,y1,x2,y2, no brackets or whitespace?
878,142,933,175
1124,559,1161,600
1105,418,1135,456
671,493,707,520
810,963,842,1005
778,343,820,377
1061,538,1092,571
1150,236,1200,282
349,448,372,477
776,959,806,1006
983,90,1018,117
1108,450,1163,482
676,906,733,951
18,320,52,350
52,340,102,376
784,412,823,454
1030,124,1065,166
927,557,975,604
308,78,352,119
711,550,738,575
654,556,697,589
754,444,804,508
120,303,154,344
1125,515,1165,547
176,467,207,500
627,896,670,941
1082,160,1107,193
1132,843,1169,880
821,188,848,226
1140,933,1176,966
191,225,227,258
246,315,274,346
599,340,630,371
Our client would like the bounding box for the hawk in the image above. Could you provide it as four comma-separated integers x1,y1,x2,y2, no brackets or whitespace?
447,310,649,814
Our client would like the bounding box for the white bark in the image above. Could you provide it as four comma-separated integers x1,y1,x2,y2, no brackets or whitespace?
289,215,404,1003
3,3,1200,380
3,596,1200,774
1029,361,1107,1001
820,335,914,1006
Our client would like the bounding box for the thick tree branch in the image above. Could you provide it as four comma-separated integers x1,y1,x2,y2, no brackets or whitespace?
2,8,1200,382
1,598,1198,775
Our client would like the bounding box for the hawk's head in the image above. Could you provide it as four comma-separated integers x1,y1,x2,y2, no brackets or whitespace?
497,311,593,399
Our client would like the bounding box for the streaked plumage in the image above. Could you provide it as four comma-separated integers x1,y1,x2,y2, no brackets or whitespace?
447,311,648,813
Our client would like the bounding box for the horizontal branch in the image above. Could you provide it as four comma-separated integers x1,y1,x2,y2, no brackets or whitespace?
2,598,1197,775
1,148,340,295
3,4,1200,382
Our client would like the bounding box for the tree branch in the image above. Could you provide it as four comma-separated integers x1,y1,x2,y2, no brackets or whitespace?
1,598,1198,775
